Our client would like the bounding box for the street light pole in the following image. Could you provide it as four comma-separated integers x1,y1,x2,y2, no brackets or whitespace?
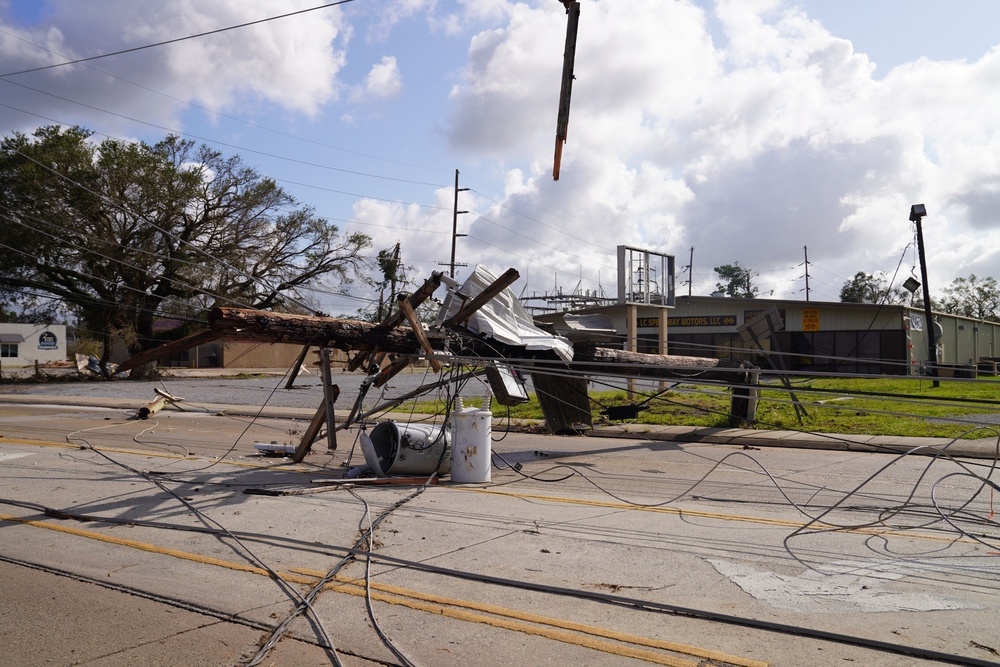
911,203,938,387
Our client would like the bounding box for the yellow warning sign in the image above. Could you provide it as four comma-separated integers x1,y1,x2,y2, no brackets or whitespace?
802,309,820,332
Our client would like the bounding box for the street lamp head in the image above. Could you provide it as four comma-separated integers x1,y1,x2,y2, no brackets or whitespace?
902,276,920,293
909,203,927,221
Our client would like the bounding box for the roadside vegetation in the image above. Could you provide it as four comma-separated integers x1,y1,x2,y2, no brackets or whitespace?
409,375,1000,440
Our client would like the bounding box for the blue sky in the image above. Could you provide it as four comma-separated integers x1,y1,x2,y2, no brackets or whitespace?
801,1,1000,73
2,0,1000,314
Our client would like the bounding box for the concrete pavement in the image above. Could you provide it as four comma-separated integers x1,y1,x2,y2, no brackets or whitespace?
1,379,999,666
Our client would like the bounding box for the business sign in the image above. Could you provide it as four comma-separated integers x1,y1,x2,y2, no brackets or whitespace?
667,315,737,327
802,309,820,332
38,331,58,350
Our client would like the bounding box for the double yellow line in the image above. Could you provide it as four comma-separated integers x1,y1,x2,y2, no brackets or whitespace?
474,488,975,544
1,512,766,667
293,566,768,667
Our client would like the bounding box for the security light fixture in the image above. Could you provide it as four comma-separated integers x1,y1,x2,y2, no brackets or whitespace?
902,276,921,293
909,203,927,221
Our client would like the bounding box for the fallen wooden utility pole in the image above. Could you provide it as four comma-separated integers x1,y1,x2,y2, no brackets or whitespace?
122,306,746,381
116,308,433,374
572,343,747,378
116,298,754,437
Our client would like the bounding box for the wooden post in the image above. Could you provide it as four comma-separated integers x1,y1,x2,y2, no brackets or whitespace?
319,348,338,451
626,303,637,399
445,268,520,327
658,307,669,391
398,295,441,372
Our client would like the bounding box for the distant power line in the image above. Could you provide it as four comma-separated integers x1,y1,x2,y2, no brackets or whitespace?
0,1,358,78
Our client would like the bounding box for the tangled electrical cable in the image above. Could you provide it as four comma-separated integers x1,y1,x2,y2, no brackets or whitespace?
60,424,345,665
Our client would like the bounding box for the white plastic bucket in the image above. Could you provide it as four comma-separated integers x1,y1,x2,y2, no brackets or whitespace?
450,407,492,483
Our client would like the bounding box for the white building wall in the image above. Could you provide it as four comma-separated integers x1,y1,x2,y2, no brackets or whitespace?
0,324,68,367
905,309,1000,373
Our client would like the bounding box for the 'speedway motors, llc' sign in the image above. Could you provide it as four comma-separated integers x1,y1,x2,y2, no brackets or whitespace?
638,316,738,328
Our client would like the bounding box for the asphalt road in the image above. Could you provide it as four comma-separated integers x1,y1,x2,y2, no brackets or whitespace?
0,369,440,410
1,392,999,667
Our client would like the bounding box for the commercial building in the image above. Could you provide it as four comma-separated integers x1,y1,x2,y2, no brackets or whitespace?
0,323,68,368
537,294,1000,377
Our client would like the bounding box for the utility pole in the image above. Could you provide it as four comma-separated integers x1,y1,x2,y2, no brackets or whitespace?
802,245,811,301
911,204,938,387
552,1,581,180
744,266,754,298
449,169,469,278
687,247,694,297
376,241,401,321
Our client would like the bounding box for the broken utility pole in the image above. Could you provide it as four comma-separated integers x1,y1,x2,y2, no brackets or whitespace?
553,0,580,180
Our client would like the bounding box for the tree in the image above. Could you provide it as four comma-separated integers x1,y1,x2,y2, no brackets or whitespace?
939,274,1000,321
839,271,909,305
714,262,757,298
0,125,372,375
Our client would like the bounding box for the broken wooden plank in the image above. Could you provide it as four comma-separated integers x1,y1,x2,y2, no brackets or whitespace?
398,294,441,372
293,382,340,463
284,343,314,389
373,356,412,388
347,272,445,371
382,272,444,330
116,328,224,374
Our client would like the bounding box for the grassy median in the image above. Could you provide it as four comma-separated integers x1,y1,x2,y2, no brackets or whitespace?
410,375,1000,439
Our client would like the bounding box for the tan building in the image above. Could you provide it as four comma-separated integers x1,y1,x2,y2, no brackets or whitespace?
537,295,1000,377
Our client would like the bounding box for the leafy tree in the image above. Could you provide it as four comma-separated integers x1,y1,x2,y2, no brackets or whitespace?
714,262,757,298
939,274,1000,321
0,125,372,375
839,271,909,305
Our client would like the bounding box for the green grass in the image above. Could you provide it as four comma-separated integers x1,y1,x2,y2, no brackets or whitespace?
408,376,1000,439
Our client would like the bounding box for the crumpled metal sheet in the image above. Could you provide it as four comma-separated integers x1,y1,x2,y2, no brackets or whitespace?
449,266,574,362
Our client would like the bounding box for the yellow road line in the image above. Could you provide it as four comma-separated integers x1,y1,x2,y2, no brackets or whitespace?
474,488,831,528
321,581,706,667
472,488,974,544
293,567,767,667
0,436,82,450
0,512,278,577
1,512,766,667
0,436,309,470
